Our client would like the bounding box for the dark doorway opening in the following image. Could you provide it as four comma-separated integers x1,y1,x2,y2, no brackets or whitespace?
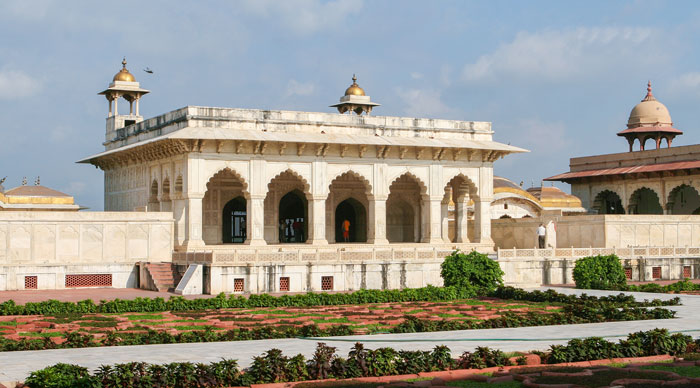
335,198,367,243
594,190,624,214
279,190,307,243
223,196,247,243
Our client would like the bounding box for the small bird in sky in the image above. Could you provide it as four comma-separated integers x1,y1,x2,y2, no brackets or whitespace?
143,67,154,74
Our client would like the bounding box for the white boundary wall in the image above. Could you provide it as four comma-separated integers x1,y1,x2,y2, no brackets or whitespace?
0,211,174,290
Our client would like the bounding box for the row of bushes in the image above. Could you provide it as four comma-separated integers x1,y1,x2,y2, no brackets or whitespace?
0,283,679,317
490,286,680,307
0,286,477,316
572,254,699,293
0,303,676,353
25,328,698,387
624,279,700,293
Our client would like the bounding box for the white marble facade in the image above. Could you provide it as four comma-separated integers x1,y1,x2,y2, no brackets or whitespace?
83,107,526,252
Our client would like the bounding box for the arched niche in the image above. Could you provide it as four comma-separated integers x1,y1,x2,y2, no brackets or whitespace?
386,173,425,243
593,190,625,214
667,184,700,215
628,187,663,215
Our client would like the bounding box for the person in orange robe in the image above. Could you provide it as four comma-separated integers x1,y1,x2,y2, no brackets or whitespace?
342,219,350,242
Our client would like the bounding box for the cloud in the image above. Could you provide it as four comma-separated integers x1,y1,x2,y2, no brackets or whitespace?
396,88,451,118
63,181,86,196
668,72,700,96
285,79,316,97
507,118,571,152
241,0,363,35
0,70,41,100
463,27,662,82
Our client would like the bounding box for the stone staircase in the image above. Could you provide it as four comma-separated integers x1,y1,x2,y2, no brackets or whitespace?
144,263,180,292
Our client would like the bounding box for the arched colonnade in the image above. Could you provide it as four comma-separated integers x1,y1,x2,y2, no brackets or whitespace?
165,167,489,247
592,184,700,215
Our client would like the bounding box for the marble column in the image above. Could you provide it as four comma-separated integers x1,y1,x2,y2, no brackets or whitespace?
421,196,444,244
182,193,205,249
474,199,493,245
246,194,267,245
454,197,469,243
368,196,389,244
172,197,186,247
308,196,328,244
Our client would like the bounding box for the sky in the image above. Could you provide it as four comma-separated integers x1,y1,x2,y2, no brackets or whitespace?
3,0,700,210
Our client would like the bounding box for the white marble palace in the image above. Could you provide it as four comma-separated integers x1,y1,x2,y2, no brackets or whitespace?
82,62,525,252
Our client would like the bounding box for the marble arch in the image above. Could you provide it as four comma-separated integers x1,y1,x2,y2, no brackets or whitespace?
264,169,311,243
628,187,663,215
667,184,700,215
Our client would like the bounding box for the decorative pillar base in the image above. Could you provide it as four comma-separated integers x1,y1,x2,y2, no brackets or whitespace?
181,239,206,250
245,239,267,246
367,238,389,245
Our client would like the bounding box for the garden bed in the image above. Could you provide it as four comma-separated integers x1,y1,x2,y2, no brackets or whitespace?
0,287,679,351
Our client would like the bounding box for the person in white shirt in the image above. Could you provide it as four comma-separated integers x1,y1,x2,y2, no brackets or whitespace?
537,224,546,249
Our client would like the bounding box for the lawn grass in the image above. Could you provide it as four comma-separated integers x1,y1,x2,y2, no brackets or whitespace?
170,325,223,331
0,321,19,327
533,369,676,387
640,364,700,378
19,332,63,338
448,380,522,388
311,317,353,324
126,314,165,321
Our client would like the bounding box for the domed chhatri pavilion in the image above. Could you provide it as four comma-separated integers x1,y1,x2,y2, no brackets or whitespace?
547,82,700,215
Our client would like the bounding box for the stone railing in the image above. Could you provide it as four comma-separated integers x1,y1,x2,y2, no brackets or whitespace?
497,246,700,260
172,243,485,265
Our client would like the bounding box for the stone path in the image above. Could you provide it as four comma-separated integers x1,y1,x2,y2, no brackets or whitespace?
1,287,699,384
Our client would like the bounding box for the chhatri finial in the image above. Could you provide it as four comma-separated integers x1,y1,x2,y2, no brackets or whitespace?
21,177,27,186
35,176,40,186
643,80,656,101
122,57,127,69
352,74,358,85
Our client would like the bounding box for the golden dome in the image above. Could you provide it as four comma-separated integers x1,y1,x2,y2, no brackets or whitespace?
113,58,136,82
627,81,672,127
344,74,366,96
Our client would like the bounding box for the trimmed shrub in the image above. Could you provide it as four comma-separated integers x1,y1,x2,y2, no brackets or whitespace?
573,254,626,290
24,363,100,388
440,250,503,294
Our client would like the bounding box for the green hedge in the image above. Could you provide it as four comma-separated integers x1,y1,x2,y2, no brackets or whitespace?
440,250,504,294
0,285,473,316
25,329,698,387
573,254,626,290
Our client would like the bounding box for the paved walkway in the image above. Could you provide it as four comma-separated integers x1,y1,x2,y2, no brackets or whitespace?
1,287,699,383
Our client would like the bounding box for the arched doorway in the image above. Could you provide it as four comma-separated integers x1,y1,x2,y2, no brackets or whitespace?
667,184,700,214
222,196,247,243
444,175,478,243
593,190,624,214
629,187,663,214
203,168,248,244
326,171,371,243
335,198,367,243
264,170,310,243
279,190,307,243
387,199,415,242
386,174,424,243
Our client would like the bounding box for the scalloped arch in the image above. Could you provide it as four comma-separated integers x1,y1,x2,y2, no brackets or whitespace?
328,170,373,195
444,173,479,199
205,167,249,192
388,171,428,194
267,168,311,193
